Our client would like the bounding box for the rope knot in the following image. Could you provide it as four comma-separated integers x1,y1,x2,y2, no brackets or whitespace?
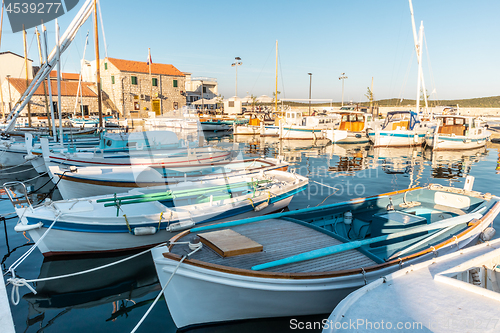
7,277,37,305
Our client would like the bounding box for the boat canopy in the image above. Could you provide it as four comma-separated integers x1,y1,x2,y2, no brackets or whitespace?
382,111,419,130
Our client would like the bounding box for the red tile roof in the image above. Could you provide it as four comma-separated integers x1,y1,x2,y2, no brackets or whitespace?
49,71,81,80
106,57,185,77
8,78,97,97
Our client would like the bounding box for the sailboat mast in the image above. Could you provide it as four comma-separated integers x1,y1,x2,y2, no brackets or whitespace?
0,0,5,119
275,40,278,113
408,0,428,114
74,31,89,117
23,25,32,127
93,0,103,128
56,19,63,144
43,24,57,139
415,22,424,115
35,27,52,132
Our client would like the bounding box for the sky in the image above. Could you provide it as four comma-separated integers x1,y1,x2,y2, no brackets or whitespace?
1,0,499,103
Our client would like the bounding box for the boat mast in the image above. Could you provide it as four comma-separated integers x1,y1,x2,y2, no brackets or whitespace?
93,0,103,128
0,0,5,120
23,25,32,127
35,27,52,133
74,31,89,118
56,19,63,144
408,0,428,114
43,24,57,140
415,22,424,117
275,40,278,113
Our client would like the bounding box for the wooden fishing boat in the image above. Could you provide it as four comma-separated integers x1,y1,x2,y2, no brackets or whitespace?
324,111,375,144
47,157,288,199
367,111,432,147
425,115,491,150
324,237,500,333
152,180,500,329
38,134,235,173
10,169,307,256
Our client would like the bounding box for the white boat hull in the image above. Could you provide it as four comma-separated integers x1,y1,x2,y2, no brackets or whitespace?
325,129,369,144
152,232,482,329
427,132,491,150
368,130,426,147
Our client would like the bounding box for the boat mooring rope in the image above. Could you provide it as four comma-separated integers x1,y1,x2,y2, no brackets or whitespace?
130,241,203,333
6,240,170,306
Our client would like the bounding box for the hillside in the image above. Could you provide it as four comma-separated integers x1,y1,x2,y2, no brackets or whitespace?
275,96,500,108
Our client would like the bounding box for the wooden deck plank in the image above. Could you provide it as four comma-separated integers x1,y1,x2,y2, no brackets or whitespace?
171,219,377,273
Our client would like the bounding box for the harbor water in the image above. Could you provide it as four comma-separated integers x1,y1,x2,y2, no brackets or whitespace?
2,134,500,333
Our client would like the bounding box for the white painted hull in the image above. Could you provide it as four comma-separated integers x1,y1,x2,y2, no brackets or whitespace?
18,194,294,256
152,234,481,329
369,130,426,147
325,129,369,144
233,124,261,135
427,132,491,151
47,157,289,199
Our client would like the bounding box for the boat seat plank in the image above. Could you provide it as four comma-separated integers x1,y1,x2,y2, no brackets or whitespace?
198,229,263,257
171,219,377,273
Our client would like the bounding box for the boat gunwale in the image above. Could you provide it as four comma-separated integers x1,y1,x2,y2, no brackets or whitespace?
162,194,500,280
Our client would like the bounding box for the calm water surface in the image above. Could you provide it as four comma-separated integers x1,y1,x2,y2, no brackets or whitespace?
2,135,500,333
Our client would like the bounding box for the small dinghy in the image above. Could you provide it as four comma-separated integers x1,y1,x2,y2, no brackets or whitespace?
8,170,307,256
324,237,500,333
152,179,500,329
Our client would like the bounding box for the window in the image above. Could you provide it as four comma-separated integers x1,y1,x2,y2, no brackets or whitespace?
152,78,158,87
173,79,178,88
203,87,207,93
111,76,115,84
229,101,234,107
80,105,89,116
104,62,108,70
131,76,138,85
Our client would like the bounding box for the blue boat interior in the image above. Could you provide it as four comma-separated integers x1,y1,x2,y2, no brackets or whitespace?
290,188,490,263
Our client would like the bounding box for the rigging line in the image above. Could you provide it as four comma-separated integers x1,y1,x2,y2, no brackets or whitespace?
397,49,415,105
250,45,274,95
423,32,437,102
278,48,285,99
97,0,108,58
388,4,409,96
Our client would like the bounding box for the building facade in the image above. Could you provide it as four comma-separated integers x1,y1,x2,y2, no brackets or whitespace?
184,73,218,105
1,77,101,120
83,57,186,118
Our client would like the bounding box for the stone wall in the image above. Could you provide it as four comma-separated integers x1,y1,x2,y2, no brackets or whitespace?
101,60,186,118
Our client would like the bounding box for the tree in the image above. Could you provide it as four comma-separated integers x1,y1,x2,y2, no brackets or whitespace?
365,87,374,105
250,94,258,111
215,94,224,112
272,91,281,104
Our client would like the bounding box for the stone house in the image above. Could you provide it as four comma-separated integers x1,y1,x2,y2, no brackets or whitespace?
1,76,101,119
83,57,186,118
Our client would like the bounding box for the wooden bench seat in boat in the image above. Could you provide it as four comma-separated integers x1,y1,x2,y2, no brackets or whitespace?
169,219,379,273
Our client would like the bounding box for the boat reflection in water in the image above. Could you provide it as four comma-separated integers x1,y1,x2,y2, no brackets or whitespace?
430,146,488,180
22,252,161,330
325,143,371,174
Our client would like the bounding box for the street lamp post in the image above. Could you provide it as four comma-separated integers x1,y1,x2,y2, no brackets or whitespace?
231,57,242,97
308,73,312,115
339,72,348,107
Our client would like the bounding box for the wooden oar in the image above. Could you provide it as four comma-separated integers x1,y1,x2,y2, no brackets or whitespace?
251,211,484,271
